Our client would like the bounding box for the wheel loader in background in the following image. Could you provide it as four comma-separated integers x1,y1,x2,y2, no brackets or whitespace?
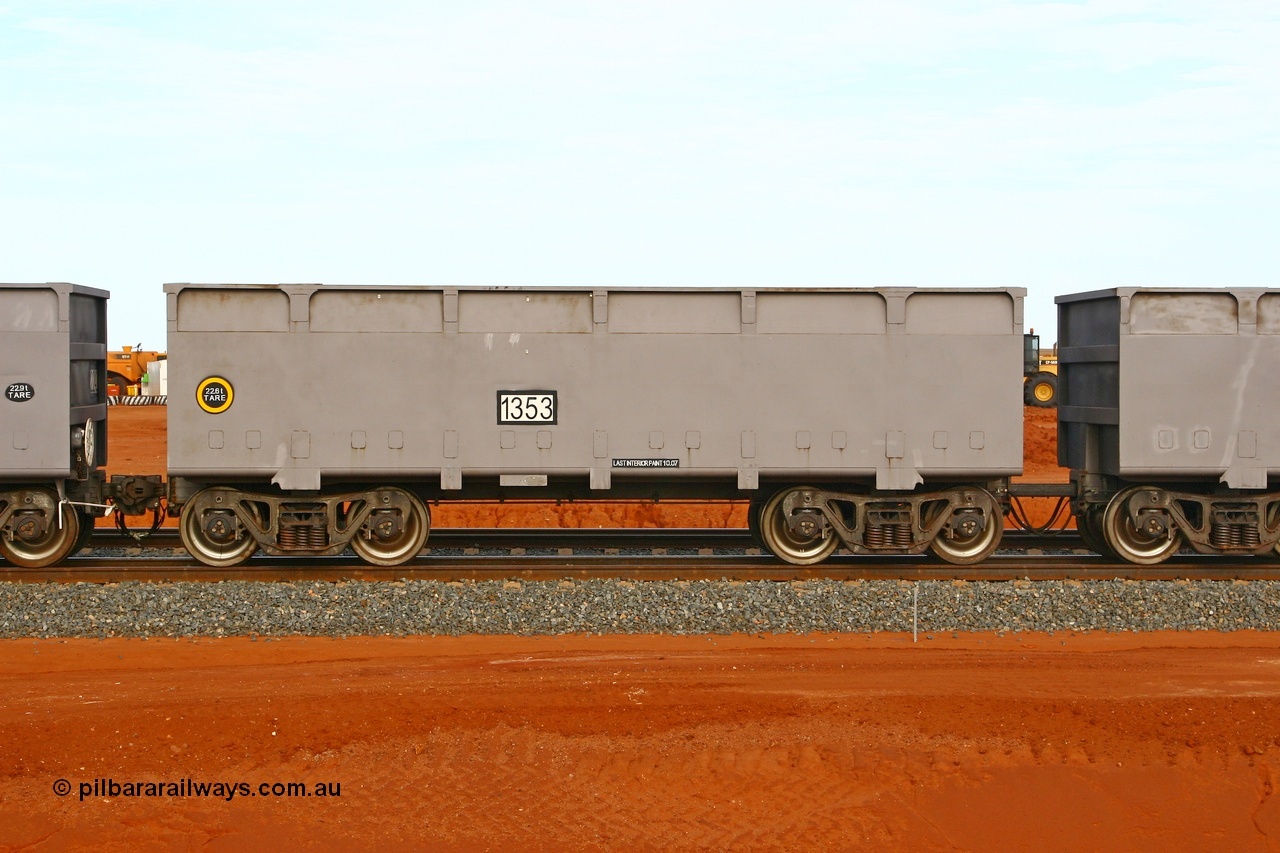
107,345,164,396
1023,331,1058,407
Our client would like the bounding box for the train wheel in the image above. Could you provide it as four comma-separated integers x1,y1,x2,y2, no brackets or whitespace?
1102,486,1180,565
928,490,1002,565
180,493,260,568
1075,506,1113,557
351,488,429,566
70,509,97,557
1266,503,1280,560
759,487,838,566
0,501,82,568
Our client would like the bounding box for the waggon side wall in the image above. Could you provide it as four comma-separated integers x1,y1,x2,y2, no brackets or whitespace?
166,285,1024,496
1057,287,1280,489
0,283,109,478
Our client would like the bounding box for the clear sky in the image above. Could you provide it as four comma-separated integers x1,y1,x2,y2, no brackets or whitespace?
3,1,1277,349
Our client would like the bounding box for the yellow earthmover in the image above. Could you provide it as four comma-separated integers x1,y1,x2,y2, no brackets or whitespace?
1023,331,1058,407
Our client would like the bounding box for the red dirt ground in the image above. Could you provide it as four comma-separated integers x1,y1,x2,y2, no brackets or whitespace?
8,406,1270,850
4,633,1280,851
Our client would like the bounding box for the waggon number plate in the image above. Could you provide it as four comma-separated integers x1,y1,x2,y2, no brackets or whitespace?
497,391,557,425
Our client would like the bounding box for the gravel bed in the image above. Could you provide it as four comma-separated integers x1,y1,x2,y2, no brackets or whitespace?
2,578,1279,638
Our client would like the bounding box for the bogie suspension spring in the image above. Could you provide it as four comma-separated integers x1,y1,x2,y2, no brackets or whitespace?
278,509,329,550
1210,523,1261,549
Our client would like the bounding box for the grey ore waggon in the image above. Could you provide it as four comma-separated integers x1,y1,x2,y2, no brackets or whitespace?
164,284,1026,568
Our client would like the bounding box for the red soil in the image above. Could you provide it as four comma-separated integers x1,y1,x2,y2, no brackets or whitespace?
3,633,1279,851
1019,405,1062,482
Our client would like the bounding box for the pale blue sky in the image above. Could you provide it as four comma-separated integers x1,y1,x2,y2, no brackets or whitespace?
3,1,1277,348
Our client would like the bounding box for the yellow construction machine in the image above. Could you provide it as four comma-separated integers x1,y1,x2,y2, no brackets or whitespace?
107,345,164,395
1023,331,1058,407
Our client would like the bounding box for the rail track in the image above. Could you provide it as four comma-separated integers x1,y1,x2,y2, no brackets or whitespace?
85,527,1081,552
3,528,1274,584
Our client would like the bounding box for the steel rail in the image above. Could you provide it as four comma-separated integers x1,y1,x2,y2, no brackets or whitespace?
85,527,1084,552
4,550,1273,584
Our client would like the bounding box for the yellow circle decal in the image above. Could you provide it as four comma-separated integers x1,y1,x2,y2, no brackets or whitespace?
196,376,234,414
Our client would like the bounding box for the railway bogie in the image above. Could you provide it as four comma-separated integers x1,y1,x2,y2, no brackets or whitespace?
177,485,431,567
756,483,1004,566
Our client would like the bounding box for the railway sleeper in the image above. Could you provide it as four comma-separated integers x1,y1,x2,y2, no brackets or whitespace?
179,486,430,568
761,484,1003,566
